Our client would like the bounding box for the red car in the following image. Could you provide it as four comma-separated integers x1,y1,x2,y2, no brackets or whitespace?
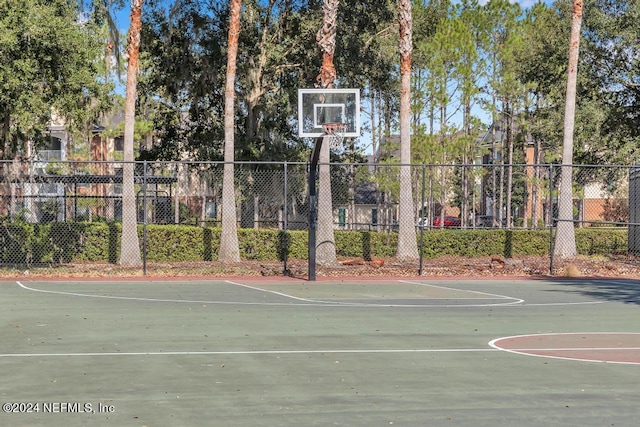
432,216,462,227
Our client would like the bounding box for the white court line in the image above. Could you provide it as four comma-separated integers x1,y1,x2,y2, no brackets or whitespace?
490,331,640,341
3,347,638,365
489,332,640,365
11,278,634,308
224,280,478,307
15,281,532,308
225,280,531,308
17,280,594,308
0,348,498,358
491,347,640,351
224,280,363,306
517,301,606,307
489,350,640,365
15,281,342,307
402,283,605,306
16,280,411,308
399,280,524,306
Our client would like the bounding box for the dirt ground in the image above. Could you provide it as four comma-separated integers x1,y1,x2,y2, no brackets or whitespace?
4,254,640,280
284,254,640,279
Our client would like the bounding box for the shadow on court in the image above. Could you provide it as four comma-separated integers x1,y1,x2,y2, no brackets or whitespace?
539,277,640,305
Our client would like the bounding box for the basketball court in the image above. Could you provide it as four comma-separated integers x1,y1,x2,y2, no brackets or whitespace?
2,277,640,426
3,88,637,426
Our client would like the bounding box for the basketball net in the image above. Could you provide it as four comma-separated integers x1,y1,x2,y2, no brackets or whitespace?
321,122,347,150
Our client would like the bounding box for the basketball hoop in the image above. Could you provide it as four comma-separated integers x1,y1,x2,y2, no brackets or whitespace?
322,122,347,150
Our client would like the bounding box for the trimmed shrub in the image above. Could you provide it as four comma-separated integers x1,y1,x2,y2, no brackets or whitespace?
237,229,281,260
0,223,31,263
0,223,631,265
145,225,207,262
283,230,308,259
575,228,627,255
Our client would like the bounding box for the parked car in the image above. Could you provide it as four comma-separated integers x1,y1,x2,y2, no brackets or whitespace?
416,217,429,228
432,216,462,227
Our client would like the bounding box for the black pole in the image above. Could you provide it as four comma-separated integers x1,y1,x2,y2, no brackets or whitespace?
283,161,289,275
142,161,148,276
419,164,426,275
63,184,67,222
308,136,323,281
548,164,554,275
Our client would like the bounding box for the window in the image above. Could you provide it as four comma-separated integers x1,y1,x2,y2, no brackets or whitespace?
36,136,62,161
114,136,124,151
48,136,62,150
35,199,59,223
205,202,217,219
371,208,378,226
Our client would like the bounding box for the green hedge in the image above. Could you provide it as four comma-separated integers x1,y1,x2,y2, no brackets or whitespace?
0,222,630,265
0,223,31,263
575,228,628,255
419,229,551,258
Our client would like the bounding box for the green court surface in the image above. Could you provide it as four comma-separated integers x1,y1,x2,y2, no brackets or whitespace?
1,277,640,426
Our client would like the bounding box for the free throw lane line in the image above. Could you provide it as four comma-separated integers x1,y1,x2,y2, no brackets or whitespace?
15,281,344,307
399,280,524,306
15,281,521,308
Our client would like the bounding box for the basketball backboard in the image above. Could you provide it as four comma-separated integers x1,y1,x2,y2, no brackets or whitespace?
298,88,360,138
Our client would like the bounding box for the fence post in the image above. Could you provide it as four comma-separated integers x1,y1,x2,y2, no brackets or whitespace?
142,161,148,276
308,161,317,281
283,161,289,275
630,166,640,254
548,163,554,275
174,161,180,224
419,164,426,275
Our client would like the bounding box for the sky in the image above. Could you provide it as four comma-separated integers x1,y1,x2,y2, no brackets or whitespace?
113,0,555,153
116,0,551,30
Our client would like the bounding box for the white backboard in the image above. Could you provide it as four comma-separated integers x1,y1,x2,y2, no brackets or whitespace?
298,88,360,138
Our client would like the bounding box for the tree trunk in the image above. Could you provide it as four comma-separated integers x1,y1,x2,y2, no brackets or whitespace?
498,114,505,228
438,101,446,228
314,0,340,267
396,0,418,262
0,113,10,160
506,102,514,228
219,0,242,262
119,0,144,267
491,123,498,221
316,0,338,88
244,0,274,144
316,139,336,265
554,0,582,259
532,135,543,229
461,99,471,228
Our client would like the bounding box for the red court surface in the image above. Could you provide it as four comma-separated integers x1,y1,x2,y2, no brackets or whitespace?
490,333,640,365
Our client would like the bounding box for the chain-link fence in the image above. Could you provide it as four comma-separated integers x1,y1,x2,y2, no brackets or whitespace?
0,160,634,274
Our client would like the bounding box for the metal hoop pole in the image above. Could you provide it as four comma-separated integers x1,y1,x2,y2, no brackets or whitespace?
307,136,323,281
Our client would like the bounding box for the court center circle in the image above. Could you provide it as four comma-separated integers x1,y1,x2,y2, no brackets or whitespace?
489,332,640,365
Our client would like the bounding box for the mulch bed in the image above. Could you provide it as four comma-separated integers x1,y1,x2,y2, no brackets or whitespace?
4,255,640,280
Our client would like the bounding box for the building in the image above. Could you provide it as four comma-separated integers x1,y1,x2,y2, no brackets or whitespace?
2,112,178,224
